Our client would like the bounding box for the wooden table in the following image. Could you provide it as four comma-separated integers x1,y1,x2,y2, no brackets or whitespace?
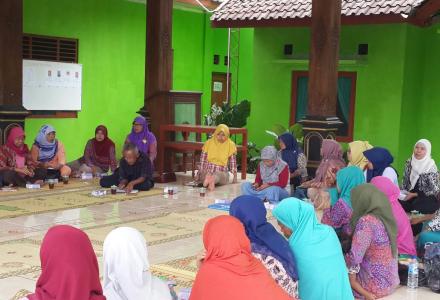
158,124,248,182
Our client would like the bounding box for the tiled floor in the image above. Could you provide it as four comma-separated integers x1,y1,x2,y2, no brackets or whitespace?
0,174,437,300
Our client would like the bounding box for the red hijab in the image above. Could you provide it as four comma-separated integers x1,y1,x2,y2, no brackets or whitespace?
27,225,105,300
92,125,115,161
6,126,29,156
190,216,292,300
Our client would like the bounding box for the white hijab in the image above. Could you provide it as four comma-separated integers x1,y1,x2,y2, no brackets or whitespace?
103,227,172,300
410,139,437,190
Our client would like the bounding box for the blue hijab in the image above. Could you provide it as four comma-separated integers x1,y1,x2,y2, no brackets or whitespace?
278,133,301,172
363,147,394,183
34,124,58,162
273,198,353,300
330,166,366,207
230,195,298,280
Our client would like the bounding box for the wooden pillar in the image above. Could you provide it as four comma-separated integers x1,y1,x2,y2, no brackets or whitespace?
138,0,173,136
0,0,29,145
300,0,342,175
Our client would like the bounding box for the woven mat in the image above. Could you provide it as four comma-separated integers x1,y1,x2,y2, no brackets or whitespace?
0,183,163,219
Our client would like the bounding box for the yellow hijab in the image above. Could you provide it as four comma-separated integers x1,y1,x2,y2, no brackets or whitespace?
202,124,237,167
348,140,373,170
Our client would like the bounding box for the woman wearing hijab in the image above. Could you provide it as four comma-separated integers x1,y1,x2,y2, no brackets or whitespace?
346,184,399,300
272,198,353,300
400,139,440,217
241,146,289,203
190,215,292,300
302,139,346,189
126,116,157,162
103,227,172,300
230,195,298,298
69,125,117,176
278,133,308,189
363,147,398,185
30,124,71,179
0,126,43,187
321,166,365,232
21,225,105,300
347,141,373,171
371,176,416,255
197,124,237,191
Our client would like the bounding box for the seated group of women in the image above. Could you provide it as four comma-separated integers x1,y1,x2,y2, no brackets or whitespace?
0,116,157,193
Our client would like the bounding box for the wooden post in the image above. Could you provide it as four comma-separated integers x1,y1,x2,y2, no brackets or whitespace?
300,0,342,176
307,0,341,117
0,0,29,145
138,0,173,136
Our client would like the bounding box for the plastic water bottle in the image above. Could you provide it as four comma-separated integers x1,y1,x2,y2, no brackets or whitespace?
407,256,419,289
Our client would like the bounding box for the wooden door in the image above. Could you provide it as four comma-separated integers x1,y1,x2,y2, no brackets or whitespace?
211,72,231,106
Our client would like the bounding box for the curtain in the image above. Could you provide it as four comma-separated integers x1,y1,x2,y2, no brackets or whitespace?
295,76,309,121
337,77,352,125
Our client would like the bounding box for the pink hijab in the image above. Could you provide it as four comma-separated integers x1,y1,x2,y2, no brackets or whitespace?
27,225,106,300
371,176,416,255
314,139,346,183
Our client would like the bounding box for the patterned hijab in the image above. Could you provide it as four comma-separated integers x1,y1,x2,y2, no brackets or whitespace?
410,139,437,190
259,146,287,184
363,147,394,183
314,139,346,183
6,126,29,156
230,195,298,280
278,132,301,172
128,116,156,155
34,124,58,162
350,184,398,256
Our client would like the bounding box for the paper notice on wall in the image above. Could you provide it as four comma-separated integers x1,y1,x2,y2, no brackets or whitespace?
213,81,223,92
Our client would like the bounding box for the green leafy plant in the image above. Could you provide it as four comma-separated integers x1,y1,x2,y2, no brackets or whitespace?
204,100,251,128
237,141,261,174
265,123,304,148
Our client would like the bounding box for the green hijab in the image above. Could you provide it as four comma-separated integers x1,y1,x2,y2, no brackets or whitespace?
350,184,398,256
331,166,366,207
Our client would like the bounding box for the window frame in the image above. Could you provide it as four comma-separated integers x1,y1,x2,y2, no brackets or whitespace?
290,70,357,142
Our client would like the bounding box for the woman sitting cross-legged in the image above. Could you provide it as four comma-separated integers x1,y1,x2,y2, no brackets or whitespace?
103,227,172,300
411,208,440,251
321,166,365,233
196,124,237,191
0,126,44,187
100,143,154,192
241,146,289,203
21,225,105,300
69,125,117,177
273,198,353,300
30,124,71,180
371,176,417,256
230,195,299,298
346,184,399,300
190,215,293,300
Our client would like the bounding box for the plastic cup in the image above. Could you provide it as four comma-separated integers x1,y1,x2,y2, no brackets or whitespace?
200,187,206,197
111,185,117,195
62,176,69,184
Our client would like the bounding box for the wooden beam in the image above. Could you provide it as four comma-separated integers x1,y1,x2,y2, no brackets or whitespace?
0,0,23,107
307,0,341,117
176,0,219,10
410,0,440,27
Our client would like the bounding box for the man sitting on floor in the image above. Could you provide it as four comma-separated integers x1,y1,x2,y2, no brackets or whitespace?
100,143,154,193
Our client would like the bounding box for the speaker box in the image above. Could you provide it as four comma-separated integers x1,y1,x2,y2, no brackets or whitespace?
358,44,368,55
284,44,293,56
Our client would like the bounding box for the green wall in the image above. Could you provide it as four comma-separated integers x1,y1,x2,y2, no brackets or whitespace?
249,23,439,174
22,0,253,161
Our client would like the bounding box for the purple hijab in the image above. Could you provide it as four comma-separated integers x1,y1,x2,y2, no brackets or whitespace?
127,116,156,155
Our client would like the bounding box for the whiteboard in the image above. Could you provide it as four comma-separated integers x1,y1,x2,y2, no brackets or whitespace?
23,60,82,111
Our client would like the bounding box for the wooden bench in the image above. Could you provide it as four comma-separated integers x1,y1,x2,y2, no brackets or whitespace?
158,124,248,182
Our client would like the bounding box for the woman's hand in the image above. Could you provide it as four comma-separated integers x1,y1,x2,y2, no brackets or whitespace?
365,292,376,300
256,183,270,191
196,250,206,269
15,167,32,176
404,192,418,201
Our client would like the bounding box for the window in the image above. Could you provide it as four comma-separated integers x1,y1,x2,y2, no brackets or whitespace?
23,34,79,118
290,71,357,142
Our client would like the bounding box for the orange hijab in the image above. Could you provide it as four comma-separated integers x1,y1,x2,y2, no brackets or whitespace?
190,215,293,300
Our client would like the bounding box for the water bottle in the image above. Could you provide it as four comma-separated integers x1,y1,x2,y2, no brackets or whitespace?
407,256,419,289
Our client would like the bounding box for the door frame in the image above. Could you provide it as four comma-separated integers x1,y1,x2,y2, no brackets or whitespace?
211,72,232,105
